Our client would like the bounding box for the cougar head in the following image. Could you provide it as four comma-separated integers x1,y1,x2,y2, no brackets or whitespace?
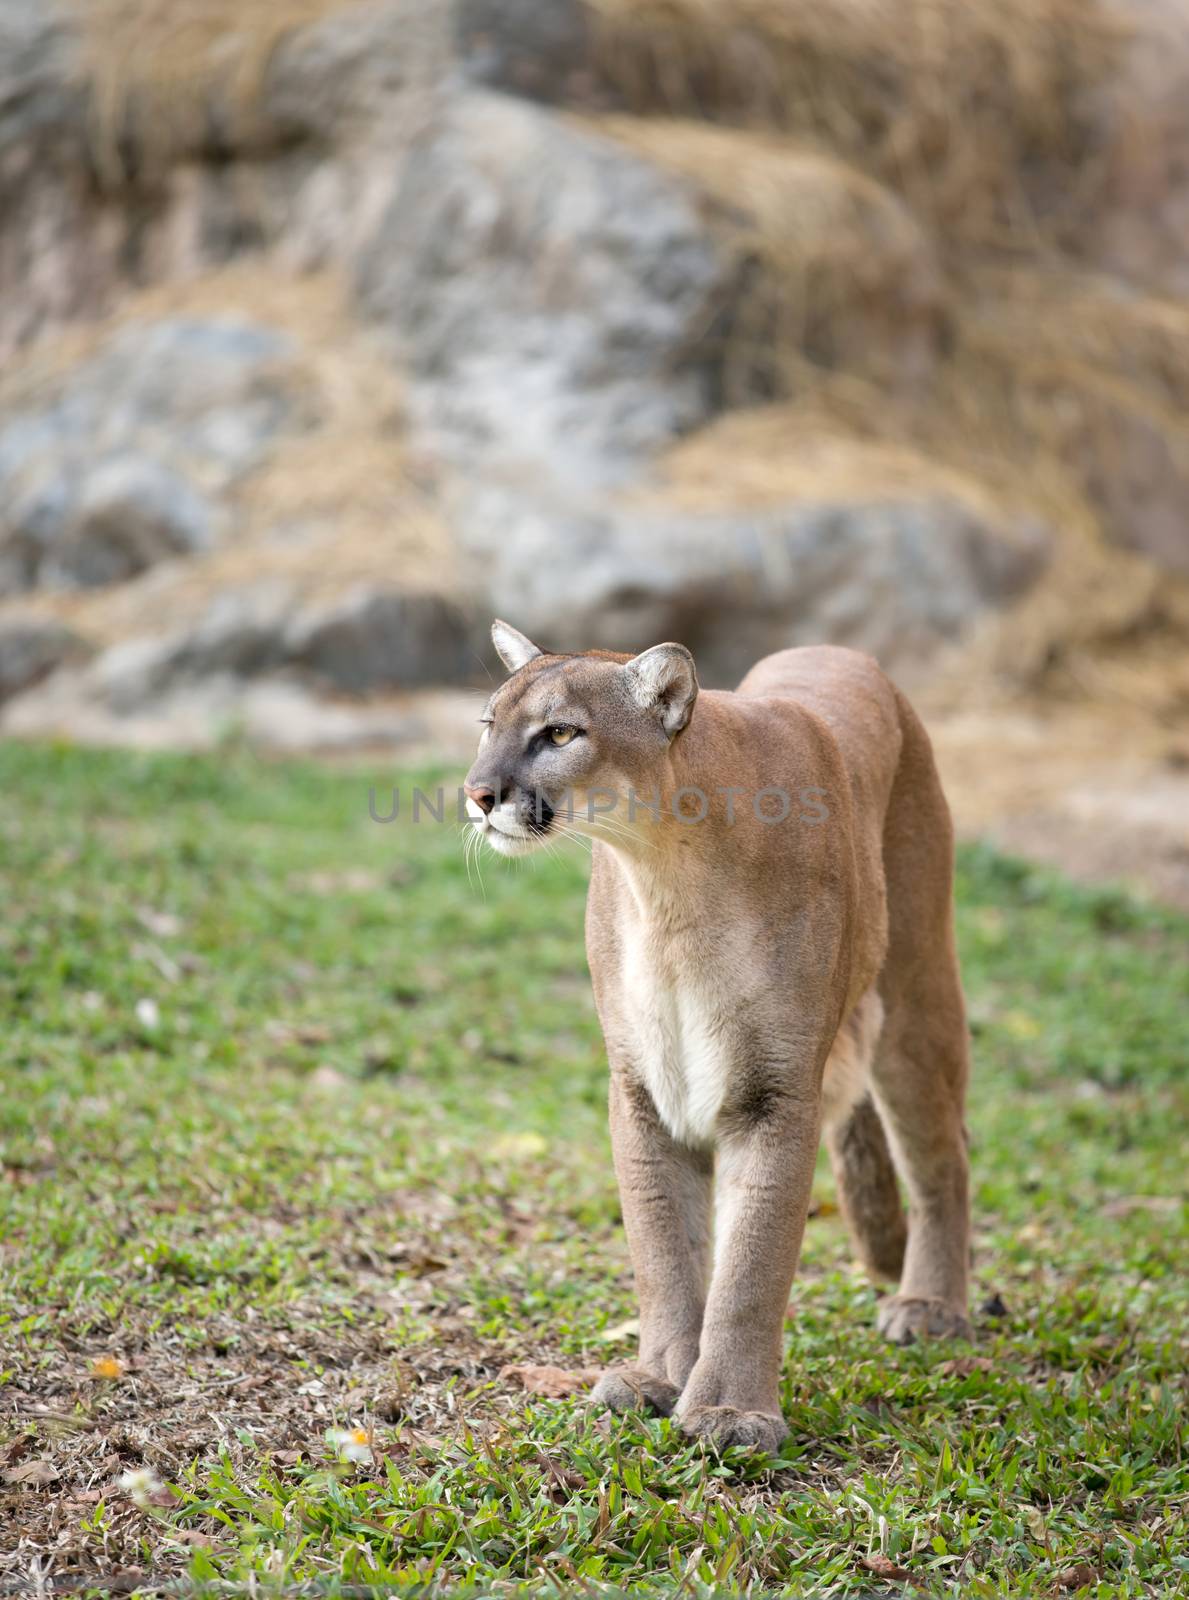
462,619,698,857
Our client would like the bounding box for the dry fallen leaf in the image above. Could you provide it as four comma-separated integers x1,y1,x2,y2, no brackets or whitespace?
166,1528,216,1548
1057,1563,1099,1590
938,1356,995,1378
136,906,183,938
1101,1195,1179,1219
489,1132,548,1160
599,1317,640,1343
499,1364,600,1398
265,1019,333,1047
860,1552,913,1581
862,1394,897,1419
310,1065,350,1092
3,1459,59,1487
533,1452,586,1494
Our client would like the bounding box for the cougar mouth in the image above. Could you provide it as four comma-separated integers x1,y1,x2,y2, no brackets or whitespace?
466,796,553,857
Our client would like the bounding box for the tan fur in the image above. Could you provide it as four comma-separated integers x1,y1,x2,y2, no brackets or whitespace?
465,624,973,1451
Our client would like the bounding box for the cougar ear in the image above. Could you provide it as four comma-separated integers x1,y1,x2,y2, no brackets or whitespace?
491,618,544,674
623,642,698,738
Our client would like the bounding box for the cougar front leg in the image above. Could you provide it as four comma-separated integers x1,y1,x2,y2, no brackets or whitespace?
676,1083,821,1453
591,1071,712,1418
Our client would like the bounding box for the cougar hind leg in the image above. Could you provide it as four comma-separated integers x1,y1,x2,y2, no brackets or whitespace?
866,685,973,1344
822,992,908,1285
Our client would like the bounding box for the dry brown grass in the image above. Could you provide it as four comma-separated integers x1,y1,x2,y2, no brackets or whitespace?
66,0,362,177
23,1,1189,733
591,115,943,396
640,342,1189,721
589,0,1125,249
641,406,999,517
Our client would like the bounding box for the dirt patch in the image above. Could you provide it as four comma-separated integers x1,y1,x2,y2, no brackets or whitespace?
0,1302,509,1591
927,701,1189,908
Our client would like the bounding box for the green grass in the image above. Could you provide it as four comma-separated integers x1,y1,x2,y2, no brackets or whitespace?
1,742,1185,1597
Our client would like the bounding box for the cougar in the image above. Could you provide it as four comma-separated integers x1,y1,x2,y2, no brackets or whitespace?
464,619,973,1452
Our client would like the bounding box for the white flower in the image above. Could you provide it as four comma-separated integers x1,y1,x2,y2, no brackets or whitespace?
327,1425,372,1464
119,1467,163,1508
135,998,160,1029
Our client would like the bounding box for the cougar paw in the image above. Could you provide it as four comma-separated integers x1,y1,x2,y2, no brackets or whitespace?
677,1404,788,1455
877,1295,973,1346
590,1365,679,1417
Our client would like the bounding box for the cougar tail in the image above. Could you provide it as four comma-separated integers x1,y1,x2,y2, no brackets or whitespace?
825,1096,907,1283
821,991,906,1284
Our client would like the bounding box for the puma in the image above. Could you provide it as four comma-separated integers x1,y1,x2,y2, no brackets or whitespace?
464,619,973,1452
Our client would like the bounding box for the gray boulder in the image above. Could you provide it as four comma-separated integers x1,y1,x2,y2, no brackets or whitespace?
259,0,450,149
0,454,215,595
57,319,299,483
42,456,217,589
283,588,475,693
0,0,80,158
0,0,452,355
0,318,297,491
357,90,735,485
1080,405,1189,578
0,317,301,596
1082,0,1189,297
456,0,598,105
0,611,88,700
457,478,1050,684
68,582,476,716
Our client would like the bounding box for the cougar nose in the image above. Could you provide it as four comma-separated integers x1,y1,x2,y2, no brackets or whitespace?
464,783,496,815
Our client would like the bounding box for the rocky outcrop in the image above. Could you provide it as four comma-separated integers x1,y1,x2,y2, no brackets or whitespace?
357,90,736,484
456,0,597,105
0,582,474,727
0,0,1185,750
0,0,449,356
0,318,297,595
1085,0,1189,298
455,465,1049,686
0,612,89,700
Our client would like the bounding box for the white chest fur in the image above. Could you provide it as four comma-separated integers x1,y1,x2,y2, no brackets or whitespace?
620,922,730,1149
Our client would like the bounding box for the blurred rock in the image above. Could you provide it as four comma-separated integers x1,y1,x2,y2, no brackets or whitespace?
1,457,219,597
596,120,945,397
456,0,599,105
0,318,300,596
1080,406,1189,578
284,589,474,693
0,0,1184,751
0,318,297,495
459,478,1050,685
1,668,430,754
0,0,80,156
48,457,216,589
0,0,450,354
63,320,299,482
357,90,733,483
260,0,449,148
0,612,89,700
48,581,474,718
1086,0,1189,297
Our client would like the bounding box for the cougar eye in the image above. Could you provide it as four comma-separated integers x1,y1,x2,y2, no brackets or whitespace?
547,724,578,747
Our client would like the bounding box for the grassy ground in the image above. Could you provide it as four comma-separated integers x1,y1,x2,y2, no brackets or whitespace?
1,743,1185,1597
